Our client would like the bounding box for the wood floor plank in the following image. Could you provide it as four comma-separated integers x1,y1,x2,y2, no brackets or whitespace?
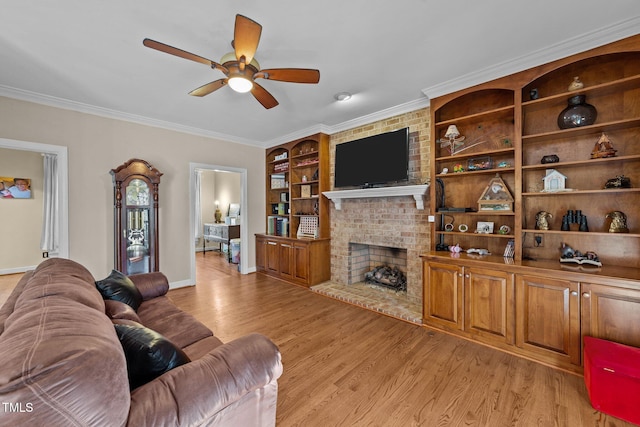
0,254,634,426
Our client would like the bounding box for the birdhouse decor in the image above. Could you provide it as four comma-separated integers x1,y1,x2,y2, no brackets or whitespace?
542,169,568,192
478,174,514,212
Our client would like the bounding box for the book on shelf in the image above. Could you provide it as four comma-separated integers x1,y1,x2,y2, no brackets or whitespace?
267,216,289,237
301,184,311,198
559,257,602,267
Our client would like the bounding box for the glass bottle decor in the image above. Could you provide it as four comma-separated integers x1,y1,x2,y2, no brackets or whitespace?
557,94,597,129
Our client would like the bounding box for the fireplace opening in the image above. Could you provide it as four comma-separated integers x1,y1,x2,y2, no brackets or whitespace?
365,265,407,292
348,243,407,292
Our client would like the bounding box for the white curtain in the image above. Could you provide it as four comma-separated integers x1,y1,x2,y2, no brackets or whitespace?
41,153,59,253
194,170,202,241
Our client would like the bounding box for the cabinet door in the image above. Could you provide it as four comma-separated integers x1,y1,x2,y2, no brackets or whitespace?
266,240,279,273
279,242,294,280
465,267,514,345
424,261,463,330
255,237,266,271
293,242,309,283
516,275,581,366
582,283,640,348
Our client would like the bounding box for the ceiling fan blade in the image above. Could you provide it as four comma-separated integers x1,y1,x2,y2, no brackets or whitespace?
143,38,225,71
189,79,227,97
233,14,262,65
251,82,279,109
257,68,320,84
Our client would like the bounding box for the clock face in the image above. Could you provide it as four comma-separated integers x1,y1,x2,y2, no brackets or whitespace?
126,179,150,205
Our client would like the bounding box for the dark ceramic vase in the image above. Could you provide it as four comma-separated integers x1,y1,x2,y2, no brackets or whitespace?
557,95,597,129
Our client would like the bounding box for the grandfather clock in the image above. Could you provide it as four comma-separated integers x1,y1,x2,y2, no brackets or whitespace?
110,159,162,275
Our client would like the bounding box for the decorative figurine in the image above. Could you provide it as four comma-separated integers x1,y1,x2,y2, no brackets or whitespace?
542,169,568,192
591,133,617,159
541,154,559,164
529,88,539,100
568,76,584,91
559,242,602,267
606,211,629,233
604,175,631,189
535,211,553,230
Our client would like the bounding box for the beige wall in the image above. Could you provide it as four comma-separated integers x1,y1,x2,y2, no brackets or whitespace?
0,96,265,283
0,148,44,269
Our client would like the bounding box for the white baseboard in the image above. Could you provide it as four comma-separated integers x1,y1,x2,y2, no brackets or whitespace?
0,265,37,275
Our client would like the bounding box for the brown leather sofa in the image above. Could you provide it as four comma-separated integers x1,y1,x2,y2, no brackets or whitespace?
0,258,283,426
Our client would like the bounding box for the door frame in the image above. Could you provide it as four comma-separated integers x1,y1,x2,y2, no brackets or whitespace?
188,162,248,280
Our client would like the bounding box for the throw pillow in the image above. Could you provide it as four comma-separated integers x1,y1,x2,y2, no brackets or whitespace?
95,270,143,311
113,320,190,390
104,300,142,323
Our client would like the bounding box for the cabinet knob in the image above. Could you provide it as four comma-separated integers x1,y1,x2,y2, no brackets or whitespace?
458,273,463,277
583,293,590,298
570,291,578,296
465,274,470,278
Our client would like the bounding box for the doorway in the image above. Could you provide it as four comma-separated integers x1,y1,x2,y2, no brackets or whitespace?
0,138,69,274
189,163,248,284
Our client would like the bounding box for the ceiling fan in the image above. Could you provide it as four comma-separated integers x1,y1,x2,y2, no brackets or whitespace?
143,14,320,109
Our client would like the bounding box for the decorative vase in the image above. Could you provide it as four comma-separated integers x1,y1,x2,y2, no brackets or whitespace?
557,95,597,129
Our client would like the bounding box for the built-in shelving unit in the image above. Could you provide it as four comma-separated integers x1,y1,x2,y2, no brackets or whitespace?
256,133,331,287
422,34,640,374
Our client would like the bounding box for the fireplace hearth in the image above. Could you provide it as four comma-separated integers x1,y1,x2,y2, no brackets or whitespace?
365,265,407,292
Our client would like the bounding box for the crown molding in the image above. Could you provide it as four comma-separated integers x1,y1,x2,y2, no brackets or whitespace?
262,97,431,147
422,16,640,100
327,97,431,135
0,85,264,148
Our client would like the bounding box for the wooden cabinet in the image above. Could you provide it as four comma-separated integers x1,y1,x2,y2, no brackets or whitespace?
255,234,330,287
515,274,581,368
423,261,514,346
465,267,514,346
258,133,331,287
424,35,640,373
422,254,640,373
581,283,640,348
423,261,463,330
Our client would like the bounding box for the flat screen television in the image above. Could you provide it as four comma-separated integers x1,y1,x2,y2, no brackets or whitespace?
334,127,409,188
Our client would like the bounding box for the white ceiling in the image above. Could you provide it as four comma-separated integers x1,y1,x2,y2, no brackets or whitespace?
1,1,639,148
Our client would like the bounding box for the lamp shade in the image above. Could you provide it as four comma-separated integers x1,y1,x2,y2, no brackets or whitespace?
445,125,460,139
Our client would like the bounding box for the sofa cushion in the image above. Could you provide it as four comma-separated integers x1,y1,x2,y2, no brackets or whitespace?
105,299,142,322
96,270,143,311
136,295,214,349
113,320,191,390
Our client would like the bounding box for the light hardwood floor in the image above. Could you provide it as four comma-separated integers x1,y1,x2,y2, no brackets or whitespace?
0,254,633,426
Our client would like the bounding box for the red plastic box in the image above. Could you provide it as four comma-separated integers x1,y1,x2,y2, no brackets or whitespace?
583,336,640,425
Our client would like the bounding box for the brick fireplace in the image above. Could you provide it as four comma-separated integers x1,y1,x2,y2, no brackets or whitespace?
329,193,430,304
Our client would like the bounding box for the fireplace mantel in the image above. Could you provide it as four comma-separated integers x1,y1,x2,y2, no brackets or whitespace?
323,184,429,210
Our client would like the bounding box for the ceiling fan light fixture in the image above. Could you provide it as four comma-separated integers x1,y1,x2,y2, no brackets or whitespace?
228,76,253,93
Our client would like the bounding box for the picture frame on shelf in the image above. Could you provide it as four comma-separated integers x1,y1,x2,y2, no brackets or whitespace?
476,221,494,234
